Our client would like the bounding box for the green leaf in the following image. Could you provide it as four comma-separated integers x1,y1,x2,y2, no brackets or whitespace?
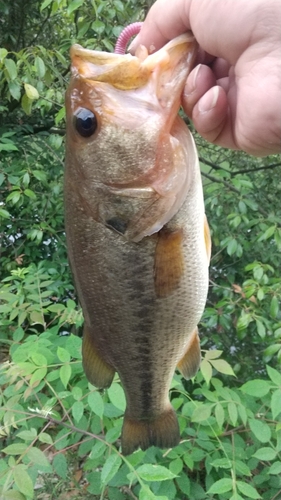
2,443,28,455
235,460,251,477
29,366,47,387
9,80,21,100
136,464,177,482
67,0,84,15
21,93,32,114
59,364,71,388
228,402,238,426
4,58,17,80
0,141,18,152
211,458,231,469
57,346,71,363
53,453,68,479
35,56,46,78
13,465,34,497
238,200,247,214
2,490,26,500
270,296,279,318
176,472,191,496
237,312,252,331
31,352,47,366
249,419,271,443
204,349,223,360
17,428,37,441
210,359,236,376
0,48,8,61
24,83,39,100
24,188,36,199
0,208,11,218
90,440,107,459
240,379,270,397
191,404,212,422
169,458,183,475
268,461,281,475
30,310,44,324
55,106,66,125
139,486,165,500
256,319,266,338
113,0,124,12
207,478,233,494
33,169,47,182
6,190,21,204
215,402,225,429
200,359,212,385
236,481,261,499
258,225,276,242
40,0,53,10
271,389,281,420
107,383,126,411
26,446,51,469
106,425,122,444
72,400,84,423
88,390,104,418
252,447,277,461
39,432,53,445
101,454,122,485
91,19,106,35
227,238,238,256
266,364,281,385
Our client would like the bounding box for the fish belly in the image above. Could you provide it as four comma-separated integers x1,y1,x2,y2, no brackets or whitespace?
65,176,208,453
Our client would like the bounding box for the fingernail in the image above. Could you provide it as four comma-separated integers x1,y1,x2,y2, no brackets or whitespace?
185,64,202,96
128,35,140,54
198,86,220,114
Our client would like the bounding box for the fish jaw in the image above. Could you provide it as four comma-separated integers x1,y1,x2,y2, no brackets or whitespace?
65,33,198,241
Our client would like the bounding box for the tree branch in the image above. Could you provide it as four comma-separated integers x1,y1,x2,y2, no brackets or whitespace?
231,163,281,175
201,171,240,194
199,156,230,173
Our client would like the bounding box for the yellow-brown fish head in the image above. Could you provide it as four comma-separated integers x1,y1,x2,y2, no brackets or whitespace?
65,33,198,241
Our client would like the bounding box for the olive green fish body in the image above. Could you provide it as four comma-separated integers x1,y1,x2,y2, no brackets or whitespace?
65,34,210,454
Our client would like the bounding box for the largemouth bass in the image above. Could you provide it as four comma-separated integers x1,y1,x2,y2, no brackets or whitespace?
65,32,211,455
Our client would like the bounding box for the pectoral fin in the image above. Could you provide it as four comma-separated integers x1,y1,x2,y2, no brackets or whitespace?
154,229,184,298
177,328,201,379
82,324,115,389
204,215,212,263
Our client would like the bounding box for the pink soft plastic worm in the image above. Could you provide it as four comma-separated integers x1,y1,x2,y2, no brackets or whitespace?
114,22,143,54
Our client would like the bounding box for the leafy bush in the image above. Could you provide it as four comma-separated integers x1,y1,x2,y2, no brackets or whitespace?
1,0,281,498
1,323,281,500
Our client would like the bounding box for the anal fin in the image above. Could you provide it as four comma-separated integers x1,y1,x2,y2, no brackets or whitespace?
121,406,180,455
177,328,201,379
82,324,115,389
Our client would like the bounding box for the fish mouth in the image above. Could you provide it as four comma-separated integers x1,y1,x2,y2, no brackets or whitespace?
70,32,198,94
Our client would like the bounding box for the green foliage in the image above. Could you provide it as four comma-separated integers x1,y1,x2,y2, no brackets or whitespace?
0,0,281,498
1,329,281,499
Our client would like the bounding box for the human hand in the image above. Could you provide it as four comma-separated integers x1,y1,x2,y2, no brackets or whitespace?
130,0,281,157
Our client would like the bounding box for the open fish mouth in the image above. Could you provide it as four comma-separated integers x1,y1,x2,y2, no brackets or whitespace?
70,32,197,94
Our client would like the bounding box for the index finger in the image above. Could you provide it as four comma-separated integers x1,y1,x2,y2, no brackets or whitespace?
133,0,192,52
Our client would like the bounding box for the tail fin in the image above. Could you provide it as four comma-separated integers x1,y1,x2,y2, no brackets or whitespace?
121,406,180,455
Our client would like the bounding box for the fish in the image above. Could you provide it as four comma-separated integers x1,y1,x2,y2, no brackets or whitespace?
64,32,211,455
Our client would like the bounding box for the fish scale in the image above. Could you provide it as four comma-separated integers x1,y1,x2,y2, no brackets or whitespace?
65,32,211,454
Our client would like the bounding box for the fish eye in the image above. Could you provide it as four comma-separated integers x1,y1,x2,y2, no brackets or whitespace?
73,108,97,137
